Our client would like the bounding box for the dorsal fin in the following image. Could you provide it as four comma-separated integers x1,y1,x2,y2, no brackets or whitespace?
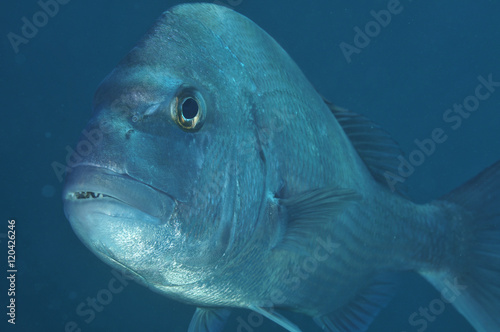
324,99,406,195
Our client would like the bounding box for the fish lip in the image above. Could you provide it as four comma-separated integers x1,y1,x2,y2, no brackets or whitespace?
63,165,176,221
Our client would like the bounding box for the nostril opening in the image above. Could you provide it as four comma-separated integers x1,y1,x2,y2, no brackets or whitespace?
125,129,134,139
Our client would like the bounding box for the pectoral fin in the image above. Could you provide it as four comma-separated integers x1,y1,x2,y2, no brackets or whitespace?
188,307,231,332
276,187,360,251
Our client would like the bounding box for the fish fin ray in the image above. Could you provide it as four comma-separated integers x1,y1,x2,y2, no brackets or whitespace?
188,307,231,332
248,305,302,332
422,160,500,331
313,274,397,332
324,99,407,195
276,187,360,251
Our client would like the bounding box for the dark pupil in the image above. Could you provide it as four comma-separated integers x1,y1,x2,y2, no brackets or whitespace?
181,98,199,120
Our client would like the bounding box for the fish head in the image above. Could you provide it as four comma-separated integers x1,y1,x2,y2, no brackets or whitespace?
63,4,268,290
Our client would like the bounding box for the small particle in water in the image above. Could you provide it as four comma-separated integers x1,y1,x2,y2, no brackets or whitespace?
42,185,55,198
45,132,52,138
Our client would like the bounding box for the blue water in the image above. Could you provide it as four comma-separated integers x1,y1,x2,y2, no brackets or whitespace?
1,1,499,331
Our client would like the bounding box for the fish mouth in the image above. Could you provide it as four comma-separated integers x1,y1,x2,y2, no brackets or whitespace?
70,191,114,200
63,165,177,224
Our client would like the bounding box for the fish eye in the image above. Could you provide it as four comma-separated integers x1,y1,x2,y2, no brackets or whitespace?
181,98,199,120
171,88,205,131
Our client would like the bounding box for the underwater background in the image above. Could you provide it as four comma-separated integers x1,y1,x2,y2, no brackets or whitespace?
1,0,499,331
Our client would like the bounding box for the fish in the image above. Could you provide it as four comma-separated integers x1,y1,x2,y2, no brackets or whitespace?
62,3,500,332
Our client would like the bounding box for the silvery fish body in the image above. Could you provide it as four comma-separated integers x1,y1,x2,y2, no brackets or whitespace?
63,4,500,332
